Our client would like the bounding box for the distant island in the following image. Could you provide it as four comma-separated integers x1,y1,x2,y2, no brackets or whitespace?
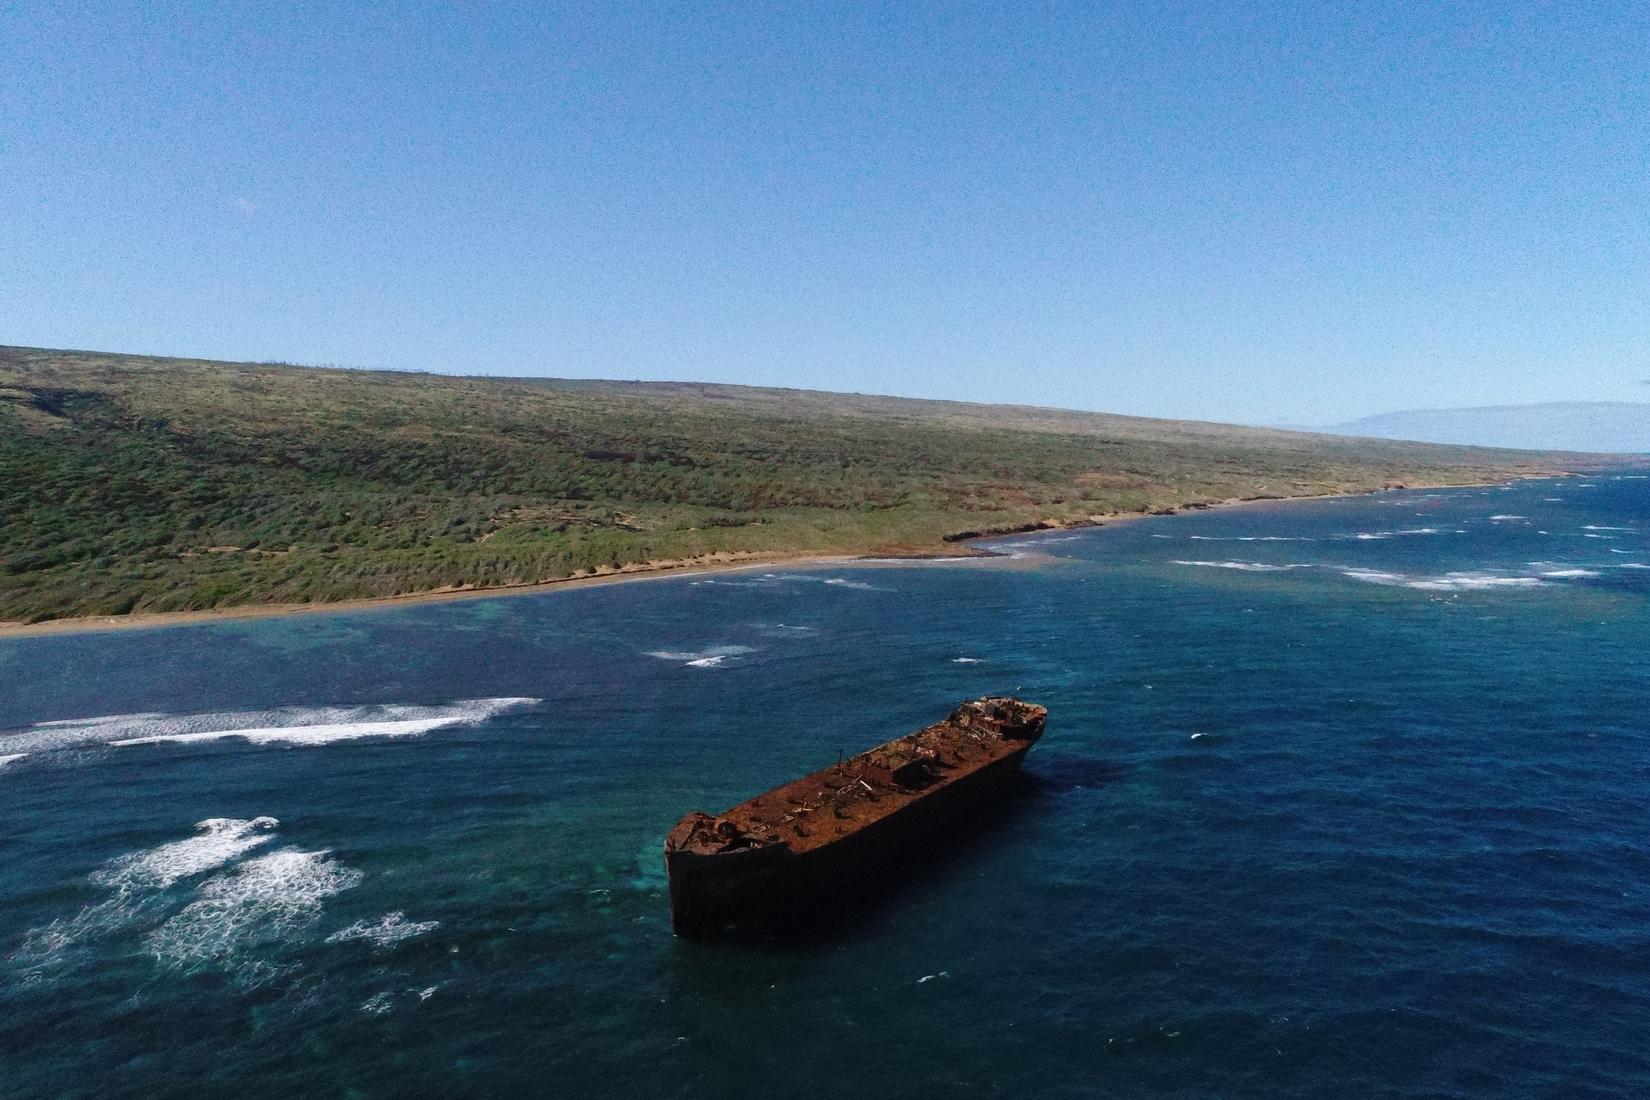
0,345,1599,627
1330,402,1650,454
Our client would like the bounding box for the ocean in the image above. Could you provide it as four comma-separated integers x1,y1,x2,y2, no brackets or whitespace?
3,472,1649,1098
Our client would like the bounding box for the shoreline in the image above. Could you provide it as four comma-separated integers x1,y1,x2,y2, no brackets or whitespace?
0,473,1567,639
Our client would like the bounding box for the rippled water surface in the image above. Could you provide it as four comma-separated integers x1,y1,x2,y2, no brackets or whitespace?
5,473,1650,1098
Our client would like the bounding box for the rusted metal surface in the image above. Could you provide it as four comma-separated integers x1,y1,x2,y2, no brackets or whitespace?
664,697,1047,935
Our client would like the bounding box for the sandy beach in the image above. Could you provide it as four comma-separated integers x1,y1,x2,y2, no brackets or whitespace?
0,475,1565,640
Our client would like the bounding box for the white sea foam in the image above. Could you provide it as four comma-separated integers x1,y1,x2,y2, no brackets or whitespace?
1412,573,1550,591
1583,526,1636,532
0,754,25,769
1539,569,1601,579
1341,528,1441,541
146,849,363,968
1172,560,1306,572
691,572,883,589
855,555,979,563
951,657,983,664
13,816,287,970
1340,569,1407,585
1489,515,1528,521
1341,568,1549,591
326,912,439,948
1620,563,1650,570
1187,535,1314,542
92,818,279,890
647,644,752,666
5,699,539,757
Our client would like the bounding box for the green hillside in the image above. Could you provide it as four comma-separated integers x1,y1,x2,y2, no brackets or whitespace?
0,345,1576,624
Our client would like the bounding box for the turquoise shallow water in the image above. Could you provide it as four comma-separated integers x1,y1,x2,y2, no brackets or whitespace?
4,473,1650,1098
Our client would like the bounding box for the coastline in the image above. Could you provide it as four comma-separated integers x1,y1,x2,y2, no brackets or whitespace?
0,473,1565,639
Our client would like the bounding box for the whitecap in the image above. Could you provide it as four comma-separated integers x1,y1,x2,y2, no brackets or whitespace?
146,849,363,968
855,555,979,564
93,818,279,890
1408,572,1549,591
326,912,439,948
361,991,395,1015
951,657,983,664
1583,526,1636,532
6,699,539,757
1488,515,1527,521
647,645,752,666
0,753,25,770
1340,568,1549,591
1341,568,1407,586
13,817,287,971
1342,528,1440,540
1171,560,1306,572
1539,569,1601,579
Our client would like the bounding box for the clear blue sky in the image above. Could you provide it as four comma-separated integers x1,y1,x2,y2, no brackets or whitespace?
3,2,1646,424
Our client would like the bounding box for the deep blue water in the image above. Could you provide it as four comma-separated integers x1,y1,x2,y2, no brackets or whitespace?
4,473,1650,1098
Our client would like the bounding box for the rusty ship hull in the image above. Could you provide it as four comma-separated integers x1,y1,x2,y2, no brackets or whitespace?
664,697,1047,936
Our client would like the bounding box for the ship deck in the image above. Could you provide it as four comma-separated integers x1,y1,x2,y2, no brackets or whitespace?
670,708,1041,858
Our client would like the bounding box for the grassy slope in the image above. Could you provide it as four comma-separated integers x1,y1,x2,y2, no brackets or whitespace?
0,345,1580,623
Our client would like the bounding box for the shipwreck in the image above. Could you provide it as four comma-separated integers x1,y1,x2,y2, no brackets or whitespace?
664,696,1048,936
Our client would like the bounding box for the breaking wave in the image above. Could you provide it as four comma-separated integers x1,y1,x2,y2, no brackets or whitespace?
1170,552,1613,592
646,644,753,667
689,571,885,590
325,911,440,948
1171,560,1308,572
10,815,437,992
1187,535,1315,542
11,817,304,976
146,850,363,970
1349,527,1442,540
1,699,538,759
93,817,279,890
1342,569,1549,591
